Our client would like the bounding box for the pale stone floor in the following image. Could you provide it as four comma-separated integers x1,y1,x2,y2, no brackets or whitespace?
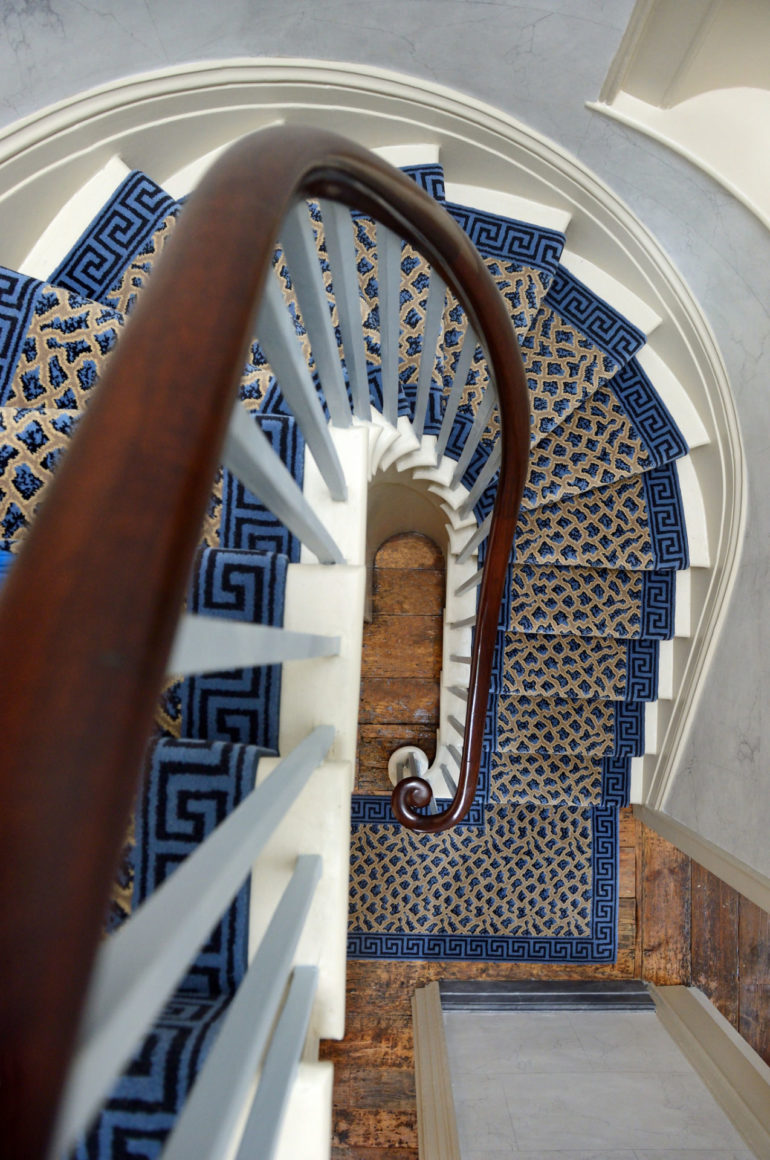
444,1009,752,1159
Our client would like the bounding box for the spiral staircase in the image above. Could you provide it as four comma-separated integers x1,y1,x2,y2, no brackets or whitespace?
0,69,718,1160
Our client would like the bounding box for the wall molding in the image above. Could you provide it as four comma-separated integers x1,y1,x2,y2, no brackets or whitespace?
636,805,770,915
0,57,744,823
412,983,461,1160
651,984,770,1159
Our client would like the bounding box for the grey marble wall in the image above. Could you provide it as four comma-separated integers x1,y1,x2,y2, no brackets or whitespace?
1,0,768,878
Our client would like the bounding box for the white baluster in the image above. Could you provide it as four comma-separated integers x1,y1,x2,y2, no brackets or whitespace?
412,271,447,439
319,198,370,420
280,201,351,428
456,513,492,565
435,324,479,460
450,385,498,488
224,402,344,565
52,726,334,1155
162,865,321,1160
233,965,319,1160
168,615,340,676
256,270,347,500
458,441,502,519
376,223,402,425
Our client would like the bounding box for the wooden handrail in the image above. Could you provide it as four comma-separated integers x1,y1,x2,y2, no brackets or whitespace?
0,125,529,1156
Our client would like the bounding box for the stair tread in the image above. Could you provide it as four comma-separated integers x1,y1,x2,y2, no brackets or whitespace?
0,271,124,409
493,632,659,701
506,562,675,640
48,169,179,303
513,463,690,571
494,693,645,757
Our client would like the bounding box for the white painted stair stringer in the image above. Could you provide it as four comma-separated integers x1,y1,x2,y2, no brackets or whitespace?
19,155,130,278
442,179,572,236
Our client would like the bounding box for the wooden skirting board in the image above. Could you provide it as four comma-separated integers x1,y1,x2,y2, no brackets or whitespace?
412,983,461,1160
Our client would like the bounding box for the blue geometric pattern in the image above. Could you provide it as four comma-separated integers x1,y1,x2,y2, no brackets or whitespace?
220,412,305,561
446,202,564,276
401,163,446,202
50,171,177,300
348,806,617,961
601,756,631,809
70,990,230,1160
546,267,646,363
641,569,675,638
644,461,689,568
0,268,39,402
134,737,260,994
612,358,688,466
626,639,659,702
180,547,287,749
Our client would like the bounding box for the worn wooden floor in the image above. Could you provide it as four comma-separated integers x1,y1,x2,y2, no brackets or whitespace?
320,534,770,1159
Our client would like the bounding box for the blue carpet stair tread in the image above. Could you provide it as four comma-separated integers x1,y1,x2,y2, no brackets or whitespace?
217,408,305,563
69,990,230,1160
486,751,630,809
520,356,689,510
177,546,288,751
454,350,690,527
493,694,644,757
506,563,675,639
492,632,659,701
513,463,689,570
520,265,646,445
0,269,124,408
49,170,179,304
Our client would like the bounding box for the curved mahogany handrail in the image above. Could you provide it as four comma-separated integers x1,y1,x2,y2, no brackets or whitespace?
0,125,529,1156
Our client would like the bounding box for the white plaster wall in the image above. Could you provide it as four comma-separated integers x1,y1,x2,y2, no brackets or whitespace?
1,0,768,878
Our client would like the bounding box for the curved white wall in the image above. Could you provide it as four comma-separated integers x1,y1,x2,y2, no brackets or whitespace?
1,1,769,887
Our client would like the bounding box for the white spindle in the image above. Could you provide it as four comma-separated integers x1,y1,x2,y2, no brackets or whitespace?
448,714,465,735
233,965,318,1160
167,615,340,676
435,324,479,460
318,198,370,420
376,223,402,425
448,685,469,702
162,864,321,1160
280,201,351,428
456,513,492,564
224,403,344,565
449,614,476,629
458,441,502,520
441,763,458,796
52,726,334,1155
450,386,498,488
411,271,447,439
455,569,483,597
256,270,347,500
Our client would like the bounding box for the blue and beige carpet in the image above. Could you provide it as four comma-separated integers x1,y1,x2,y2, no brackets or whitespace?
0,151,691,1148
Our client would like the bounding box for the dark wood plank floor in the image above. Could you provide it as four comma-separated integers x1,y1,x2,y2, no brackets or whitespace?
321,534,770,1158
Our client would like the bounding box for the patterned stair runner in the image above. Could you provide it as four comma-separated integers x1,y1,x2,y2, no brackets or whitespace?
0,152,691,994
